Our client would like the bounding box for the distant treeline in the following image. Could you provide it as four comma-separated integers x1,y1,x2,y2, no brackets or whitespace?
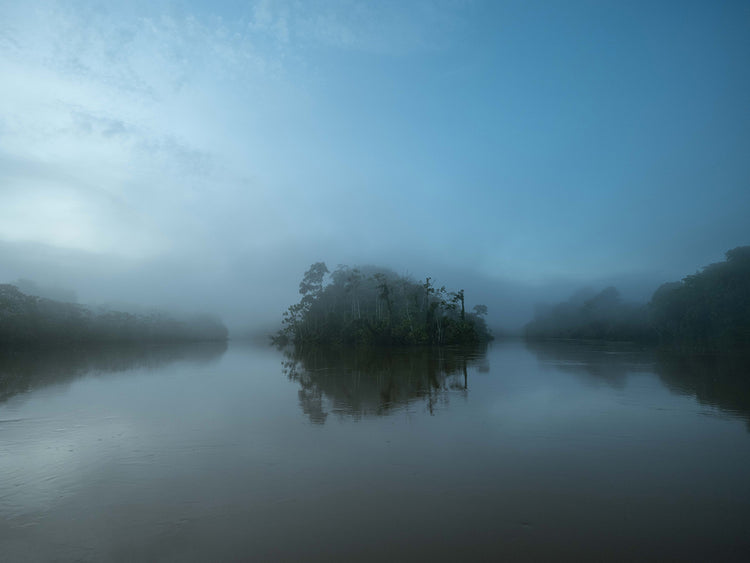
274,263,492,346
525,246,750,350
0,284,228,344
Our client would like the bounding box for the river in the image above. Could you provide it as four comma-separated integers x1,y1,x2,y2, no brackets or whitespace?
1,340,749,561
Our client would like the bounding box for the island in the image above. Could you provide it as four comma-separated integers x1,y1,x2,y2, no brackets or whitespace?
273,263,492,346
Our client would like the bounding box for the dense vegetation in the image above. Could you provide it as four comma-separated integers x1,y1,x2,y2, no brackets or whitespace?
649,246,750,349
0,284,228,344
274,263,492,346
525,246,750,349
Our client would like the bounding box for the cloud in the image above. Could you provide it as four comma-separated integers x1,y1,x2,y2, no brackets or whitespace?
0,1,468,250
290,0,466,54
0,5,249,256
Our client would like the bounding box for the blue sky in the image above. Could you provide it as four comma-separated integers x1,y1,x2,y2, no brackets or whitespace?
0,0,748,327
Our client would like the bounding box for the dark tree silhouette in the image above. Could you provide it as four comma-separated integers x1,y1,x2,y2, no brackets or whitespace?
273,264,491,346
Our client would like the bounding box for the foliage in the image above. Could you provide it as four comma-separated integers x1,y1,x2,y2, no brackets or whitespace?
525,245,750,350
0,284,228,344
649,246,750,350
274,263,492,346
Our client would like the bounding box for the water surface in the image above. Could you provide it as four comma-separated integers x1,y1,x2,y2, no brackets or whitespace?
1,340,749,561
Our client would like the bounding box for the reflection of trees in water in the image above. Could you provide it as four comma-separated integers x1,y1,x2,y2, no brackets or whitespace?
281,345,489,424
526,340,750,429
0,342,227,404
525,340,655,388
655,351,750,430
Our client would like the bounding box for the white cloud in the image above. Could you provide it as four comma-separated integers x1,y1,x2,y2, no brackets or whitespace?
0,3,288,258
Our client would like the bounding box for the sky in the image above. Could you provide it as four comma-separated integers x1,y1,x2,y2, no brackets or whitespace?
1,0,749,331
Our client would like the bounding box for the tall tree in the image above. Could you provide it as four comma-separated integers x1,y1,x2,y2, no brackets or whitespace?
299,262,329,308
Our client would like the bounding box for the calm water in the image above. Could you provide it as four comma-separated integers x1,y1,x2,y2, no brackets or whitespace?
1,340,749,562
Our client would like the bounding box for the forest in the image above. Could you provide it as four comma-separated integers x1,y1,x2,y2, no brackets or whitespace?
273,263,492,346
525,246,750,350
0,284,228,344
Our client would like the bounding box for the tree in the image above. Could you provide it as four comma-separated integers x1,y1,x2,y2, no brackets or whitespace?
0,283,228,343
275,264,493,346
473,304,488,317
649,246,750,349
451,289,465,321
345,268,363,319
299,262,329,306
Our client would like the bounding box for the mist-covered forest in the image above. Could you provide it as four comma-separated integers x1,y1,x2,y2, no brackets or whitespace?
0,284,228,344
4,245,747,350
525,246,750,350
274,263,492,346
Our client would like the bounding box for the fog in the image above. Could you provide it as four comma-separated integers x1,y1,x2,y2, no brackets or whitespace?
1,1,748,335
